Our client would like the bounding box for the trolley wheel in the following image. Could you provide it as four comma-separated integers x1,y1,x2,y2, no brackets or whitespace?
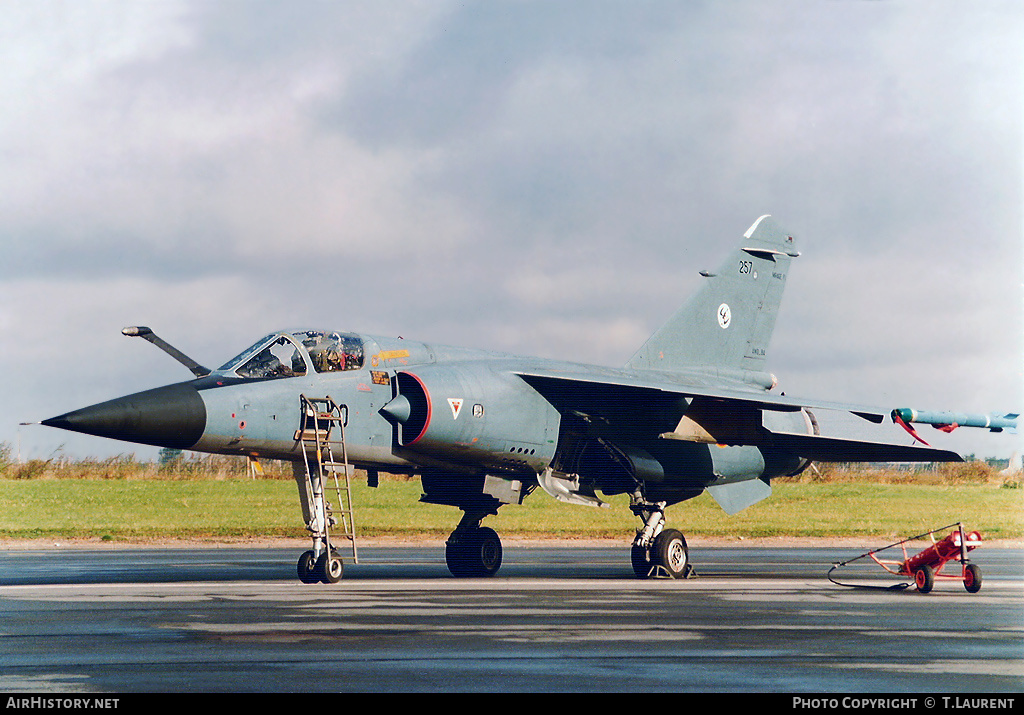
319,552,344,584
914,564,935,593
297,550,320,584
963,563,982,593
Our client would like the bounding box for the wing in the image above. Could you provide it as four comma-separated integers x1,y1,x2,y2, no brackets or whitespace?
515,368,963,463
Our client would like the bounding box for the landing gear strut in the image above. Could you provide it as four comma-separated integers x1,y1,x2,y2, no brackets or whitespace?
630,497,691,579
446,512,503,577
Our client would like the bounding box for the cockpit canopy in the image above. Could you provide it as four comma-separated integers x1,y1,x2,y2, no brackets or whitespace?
218,330,365,380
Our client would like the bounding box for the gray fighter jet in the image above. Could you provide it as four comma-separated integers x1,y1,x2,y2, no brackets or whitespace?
41,216,1006,583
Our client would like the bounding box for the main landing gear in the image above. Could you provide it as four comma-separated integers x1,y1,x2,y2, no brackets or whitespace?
445,511,503,577
442,499,692,580
630,498,691,579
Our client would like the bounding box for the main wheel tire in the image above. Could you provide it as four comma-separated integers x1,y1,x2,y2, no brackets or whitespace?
445,531,472,577
631,545,652,579
651,529,689,579
445,527,503,577
475,526,503,576
964,563,982,593
914,564,935,593
445,539,468,577
297,550,320,584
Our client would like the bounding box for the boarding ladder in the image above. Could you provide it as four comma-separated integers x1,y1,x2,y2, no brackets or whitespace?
296,395,358,564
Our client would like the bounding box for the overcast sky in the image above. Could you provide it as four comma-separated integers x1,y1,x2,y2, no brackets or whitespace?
3,1,1021,463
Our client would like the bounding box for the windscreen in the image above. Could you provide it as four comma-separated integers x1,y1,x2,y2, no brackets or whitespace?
217,333,278,373
234,335,308,379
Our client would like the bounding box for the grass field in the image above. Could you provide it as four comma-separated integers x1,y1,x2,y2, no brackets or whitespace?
1,471,1021,542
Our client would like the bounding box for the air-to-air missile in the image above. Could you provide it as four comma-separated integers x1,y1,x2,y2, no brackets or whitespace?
892,408,1019,434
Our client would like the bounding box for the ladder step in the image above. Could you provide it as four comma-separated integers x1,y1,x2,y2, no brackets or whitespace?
324,462,355,476
294,429,333,442
304,411,345,421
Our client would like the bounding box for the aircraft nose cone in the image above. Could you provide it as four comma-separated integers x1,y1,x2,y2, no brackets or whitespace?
42,382,207,449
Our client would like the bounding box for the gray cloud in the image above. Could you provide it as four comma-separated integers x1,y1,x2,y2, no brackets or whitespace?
2,0,1020,462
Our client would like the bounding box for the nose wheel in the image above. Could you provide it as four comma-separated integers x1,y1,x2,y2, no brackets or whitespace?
297,550,319,584
296,546,344,584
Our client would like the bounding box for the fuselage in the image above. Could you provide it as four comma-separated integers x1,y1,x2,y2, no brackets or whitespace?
42,327,811,506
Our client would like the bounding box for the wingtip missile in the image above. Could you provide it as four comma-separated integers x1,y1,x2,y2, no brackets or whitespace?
892,408,1018,434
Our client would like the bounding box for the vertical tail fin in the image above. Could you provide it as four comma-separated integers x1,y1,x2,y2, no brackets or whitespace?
626,215,799,376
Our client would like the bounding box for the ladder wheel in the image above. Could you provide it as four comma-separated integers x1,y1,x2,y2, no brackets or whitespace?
297,550,319,584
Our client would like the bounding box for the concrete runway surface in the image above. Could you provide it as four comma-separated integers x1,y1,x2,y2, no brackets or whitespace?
0,543,1021,693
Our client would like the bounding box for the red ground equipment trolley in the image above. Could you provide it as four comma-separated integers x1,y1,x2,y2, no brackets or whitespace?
829,522,983,593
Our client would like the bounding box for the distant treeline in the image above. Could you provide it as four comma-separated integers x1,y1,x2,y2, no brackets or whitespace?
1,445,292,481
1,442,1019,487
793,460,1019,487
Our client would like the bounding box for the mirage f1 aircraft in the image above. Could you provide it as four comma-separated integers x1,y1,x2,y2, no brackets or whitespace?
41,216,1011,583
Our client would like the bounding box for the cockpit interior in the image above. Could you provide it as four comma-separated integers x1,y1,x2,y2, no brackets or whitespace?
218,330,365,380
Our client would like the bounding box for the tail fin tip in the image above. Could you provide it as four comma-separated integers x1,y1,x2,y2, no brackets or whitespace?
743,214,801,258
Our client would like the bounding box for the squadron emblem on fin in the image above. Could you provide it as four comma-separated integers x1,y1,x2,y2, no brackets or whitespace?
717,303,732,329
